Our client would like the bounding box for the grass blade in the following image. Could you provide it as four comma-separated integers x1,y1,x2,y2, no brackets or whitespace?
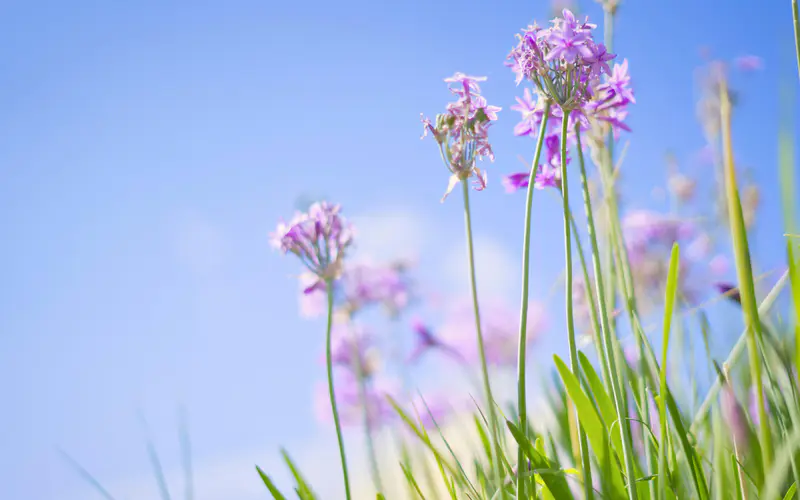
658,243,680,500
256,466,289,500
58,448,117,500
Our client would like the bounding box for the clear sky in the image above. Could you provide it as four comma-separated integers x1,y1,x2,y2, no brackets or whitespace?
0,0,797,498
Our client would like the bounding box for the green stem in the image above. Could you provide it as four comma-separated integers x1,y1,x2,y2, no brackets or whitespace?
719,78,772,472
793,0,800,82
516,99,552,499
559,112,595,500
574,126,639,500
325,279,352,500
461,179,505,497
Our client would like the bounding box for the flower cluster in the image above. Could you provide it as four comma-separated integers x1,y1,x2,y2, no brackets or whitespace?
314,368,400,429
421,73,501,201
506,9,614,110
271,201,354,289
622,210,726,310
298,260,412,320
503,9,635,191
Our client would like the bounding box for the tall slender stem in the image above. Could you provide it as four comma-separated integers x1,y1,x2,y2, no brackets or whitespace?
348,321,384,493
793,0,800,82
559,112,594,499
461,179,506,497
325,279,352,500
574,126,639,500
719,78,772,471
516,99,552,499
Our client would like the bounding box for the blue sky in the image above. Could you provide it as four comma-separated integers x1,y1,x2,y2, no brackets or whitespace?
0,0,797,498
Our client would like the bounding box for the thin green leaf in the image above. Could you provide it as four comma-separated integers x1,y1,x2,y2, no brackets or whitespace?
554,355,627,496
58,448,117,500
659,243,680,500
256,466,289,500
506,420,575,500
784,482,798,500
281,449,316,500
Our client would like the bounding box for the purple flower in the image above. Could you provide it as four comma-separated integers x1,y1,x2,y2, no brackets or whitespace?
502,172,531,193
622,210,712,308
715,283,741,305
326,323,377,376
721,385,750,449
598,59,635,104
313,371,400,429
584,42,616,78
438,299,547,367
271,201,354,283
340,261,412,317
510,88,541,137
503,133,565,193
709,254,729,276
409,393,453,429
298,272,327,318
421,73,501,202
734,55,763,72
407,317,462,363
539,9,593,64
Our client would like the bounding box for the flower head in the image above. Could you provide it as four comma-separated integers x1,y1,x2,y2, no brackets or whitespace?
271,201,354,285
421,73,501,202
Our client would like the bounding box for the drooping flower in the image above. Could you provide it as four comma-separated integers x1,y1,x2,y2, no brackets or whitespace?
407,317,462,364
438,299,547,366
298,272,327,318
503,133,566,193
271,201,354,287
421,73,501,202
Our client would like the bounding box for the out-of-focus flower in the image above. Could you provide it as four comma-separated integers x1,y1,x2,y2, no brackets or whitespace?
407,317,461,364
503,134,565,193
409,393,454,429
742,183,760,229
709,254,729,276
438,299,547,366
313,371,400,429
622,209,717,308
339,261,412,317
271,202,354,287
573,272,598,332
298,272,327,318
721,385,750,449
326,323,380,377
421,73,501,202
668,173,696,203
715,283,741,305
734,55,764,72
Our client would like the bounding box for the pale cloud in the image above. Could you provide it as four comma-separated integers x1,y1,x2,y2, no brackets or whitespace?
349,208,426,263
443,234,517,299
167,210,227,276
